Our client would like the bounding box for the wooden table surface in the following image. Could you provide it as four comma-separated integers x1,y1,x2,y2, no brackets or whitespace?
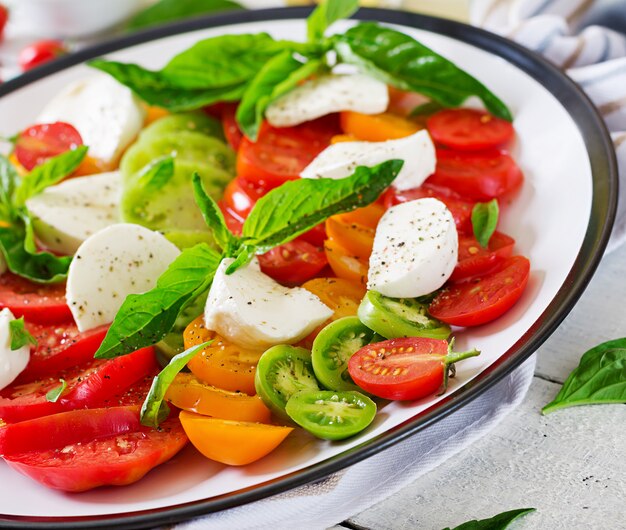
331,243,626,530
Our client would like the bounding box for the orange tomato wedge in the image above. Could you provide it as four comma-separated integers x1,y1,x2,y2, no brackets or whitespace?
325,218,375,260
324,238,369,286
165,373,271,424
145,105,169,125
340,111,422,142
330,134,358,144
179,411,293,466
334,203,385,230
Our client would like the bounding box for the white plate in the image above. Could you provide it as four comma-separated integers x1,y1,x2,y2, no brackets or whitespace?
0,8,617,528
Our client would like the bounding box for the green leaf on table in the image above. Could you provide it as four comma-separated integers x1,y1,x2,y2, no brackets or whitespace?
136,155,175,192
307,0,359,43
472,199,499,248
542,339,626,414
127,0,243,32
334,23,512,121
94,243,221,359
444,508,536,530
45,379,67,403
140,341,211,428
8,317,37,350
191,173,236,252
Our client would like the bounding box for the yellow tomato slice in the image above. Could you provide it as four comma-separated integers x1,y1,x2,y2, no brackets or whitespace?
330,133,358,144
334,203,385,230
145,105,169,125
165,373,271,423
325,217,375,260
340,111,422,141
179,411,293,466
324,238,369,286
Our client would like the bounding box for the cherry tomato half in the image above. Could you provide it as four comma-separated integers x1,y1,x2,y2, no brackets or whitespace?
14,122,83,171
19,40,67,72
450,231,515,282
0,5,8,43
340,111,422,142
258,240,328,285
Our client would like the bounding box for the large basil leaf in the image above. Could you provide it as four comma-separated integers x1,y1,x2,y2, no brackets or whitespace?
444,508,536,530
307,0,359,43
334,23,512,121
191,172,236,252
94,243,220,359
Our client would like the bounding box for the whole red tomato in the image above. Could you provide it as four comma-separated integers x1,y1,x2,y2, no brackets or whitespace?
19,40,67,71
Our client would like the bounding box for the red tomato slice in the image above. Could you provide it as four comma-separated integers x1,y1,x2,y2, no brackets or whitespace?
429,256,530,327
427,109,514,151
14,122,83,171
450,231,515,282
221,103,244,151
258,240,328,285
0,273,72,324
348,337,449,400
427,149,523,201
15,322,109,384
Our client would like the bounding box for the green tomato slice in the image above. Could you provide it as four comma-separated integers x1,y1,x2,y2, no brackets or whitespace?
139,111,225,143
254,345,320,419
285,390,376,440
312,316,382,393
358,290,450,340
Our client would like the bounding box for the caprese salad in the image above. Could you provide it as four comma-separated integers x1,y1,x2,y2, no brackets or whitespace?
0,0,530,492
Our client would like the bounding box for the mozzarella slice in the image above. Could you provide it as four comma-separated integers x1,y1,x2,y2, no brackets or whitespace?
37,75,146,166
66,224,180,332
300,130,436,191
0,309,30,390
26,171,121,255
266,73,389,128
204,258,333,349
368,198,458,298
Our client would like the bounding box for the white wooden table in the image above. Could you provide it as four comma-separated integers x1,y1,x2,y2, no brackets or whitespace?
331,243,626,530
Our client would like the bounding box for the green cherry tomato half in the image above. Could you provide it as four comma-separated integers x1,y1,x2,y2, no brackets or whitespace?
254,345,319,419
285,390,377,440
312,317,383,393
358,290,451,340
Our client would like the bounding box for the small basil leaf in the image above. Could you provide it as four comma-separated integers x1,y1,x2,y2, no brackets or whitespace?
127,0,242,32
191,172,236,251
13,146,88,207
94,243,220,359
140,341,212,428
45,379,67,403
241,160,403,256
410,101,445,117
225,245,256,275
0,155,20,220
8,317,37,350
137,155,175,192
334,23,512,121
307,0,359,43
471,199,499,248
444,508,536,530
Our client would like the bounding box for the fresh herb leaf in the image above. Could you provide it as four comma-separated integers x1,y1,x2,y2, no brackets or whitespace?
307,0,359,43
334,23,512,121
191,173,236,252
140,341,211,428
127,0,242,32
94,243,220,359
241,160,403,256
444,508,535,530
472,199,499,248
137,155,175,192
542,339,626,414
236,52,324,140
410,101,445,117
225,244,256,275
45,379,67,403
8,317,37,350
0,155,20,220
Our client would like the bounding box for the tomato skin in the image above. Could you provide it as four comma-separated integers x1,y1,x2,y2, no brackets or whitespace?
0,273,72,324
450,231,515,282
324,237,368,285
429,256,530,327
348,337,448,400
340,111,421,141
258,240,328,285
19,40,67,71
0,5,8,42
427,109,514,151
14,122,83,171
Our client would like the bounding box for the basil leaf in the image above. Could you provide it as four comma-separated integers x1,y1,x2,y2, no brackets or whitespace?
94,243,220,359
241,160,403,254
127,0,242,32
8,317,37,350
13,147,88,207
137,155,174,192
542,341,626,414
334,23,512,121
140,341,211,428
471,199,499,248
0,155,20,220
237,52,324,140
444,508,536,530
307,0,359,43
45,379,67,403
191,172,236,252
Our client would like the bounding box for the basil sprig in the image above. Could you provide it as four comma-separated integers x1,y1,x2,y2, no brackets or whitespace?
8,317,37,351
444,508,536,530
471,199,499,248
542,338,626,414
307,0,359,43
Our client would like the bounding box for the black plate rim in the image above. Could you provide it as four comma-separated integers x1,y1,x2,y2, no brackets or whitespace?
0,6,618,529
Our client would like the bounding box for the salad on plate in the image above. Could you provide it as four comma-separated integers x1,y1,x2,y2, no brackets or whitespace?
0,0,529,492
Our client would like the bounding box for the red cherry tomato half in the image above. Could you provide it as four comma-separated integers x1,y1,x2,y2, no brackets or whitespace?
19,39,67,72
429,256,530,327
348,337,449,400
14,122,83,171
0,273,72,324
0,5,8,43
427,109,514,151
258,240,328,285
450,231,515,282
427,149,523,201
221,103,244,151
